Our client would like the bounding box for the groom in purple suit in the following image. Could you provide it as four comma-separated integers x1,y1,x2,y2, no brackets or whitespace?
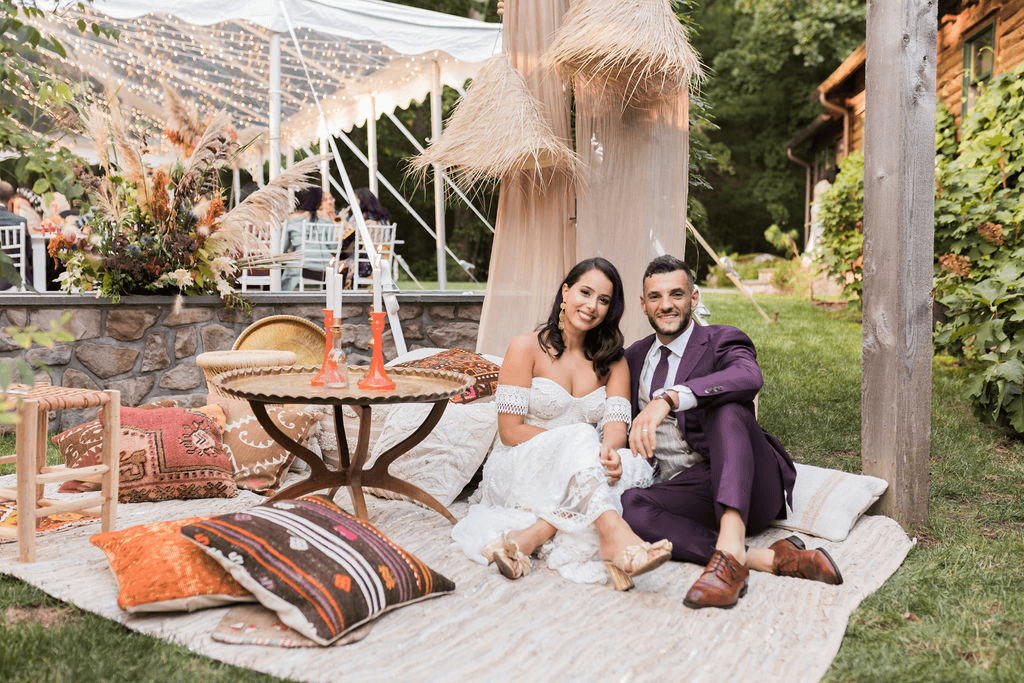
621,255,842,609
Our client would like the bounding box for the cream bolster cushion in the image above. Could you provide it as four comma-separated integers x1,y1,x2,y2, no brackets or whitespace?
773,463,888,542
364,401,499,507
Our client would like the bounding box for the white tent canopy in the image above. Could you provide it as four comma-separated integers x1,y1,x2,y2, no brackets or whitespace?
34,0,501,167
26,0,501,286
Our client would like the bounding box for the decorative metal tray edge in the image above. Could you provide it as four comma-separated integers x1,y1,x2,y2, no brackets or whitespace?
211,364,474,405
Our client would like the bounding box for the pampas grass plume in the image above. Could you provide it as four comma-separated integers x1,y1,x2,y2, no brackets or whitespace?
408,54,577,191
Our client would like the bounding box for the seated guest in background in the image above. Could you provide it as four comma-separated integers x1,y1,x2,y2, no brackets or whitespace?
281,187,336,291
341,187,392,285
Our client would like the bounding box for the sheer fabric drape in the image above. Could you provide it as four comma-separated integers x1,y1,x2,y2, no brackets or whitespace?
477,3,692,351
476,0,575,357
573,83,690,343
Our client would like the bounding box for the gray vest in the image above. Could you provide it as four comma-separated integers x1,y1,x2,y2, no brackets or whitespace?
638,382,704,481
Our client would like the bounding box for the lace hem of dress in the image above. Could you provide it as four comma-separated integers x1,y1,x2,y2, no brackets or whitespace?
495,384,530,415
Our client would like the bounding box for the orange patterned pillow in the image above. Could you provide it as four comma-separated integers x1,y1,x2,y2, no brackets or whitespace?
214,398,320,494
53,406,237,502
90,517,254,613
394,347,499,403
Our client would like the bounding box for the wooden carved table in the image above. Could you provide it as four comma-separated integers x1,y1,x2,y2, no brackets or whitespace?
213,365,472,523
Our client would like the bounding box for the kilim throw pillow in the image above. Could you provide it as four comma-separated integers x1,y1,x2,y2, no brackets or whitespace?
53,406,238,502
213,398,321,494
393,347,499,404
181,495,456,646
91,517,254,613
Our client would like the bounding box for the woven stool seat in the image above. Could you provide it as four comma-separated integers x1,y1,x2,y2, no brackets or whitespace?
0,385,120,562
7,384,113,412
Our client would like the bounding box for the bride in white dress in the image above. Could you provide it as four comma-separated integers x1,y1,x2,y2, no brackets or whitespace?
452,258,672,589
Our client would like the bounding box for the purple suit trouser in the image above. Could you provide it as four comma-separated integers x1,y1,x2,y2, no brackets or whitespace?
620,402,788,565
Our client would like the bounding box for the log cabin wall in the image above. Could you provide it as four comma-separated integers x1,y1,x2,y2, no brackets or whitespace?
938,0,1024,125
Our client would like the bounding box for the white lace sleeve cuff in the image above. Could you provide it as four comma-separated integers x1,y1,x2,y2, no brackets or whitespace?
495,384,530,416
602,396,631,425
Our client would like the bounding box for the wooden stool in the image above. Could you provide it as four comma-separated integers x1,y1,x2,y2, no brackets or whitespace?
0,385,120,562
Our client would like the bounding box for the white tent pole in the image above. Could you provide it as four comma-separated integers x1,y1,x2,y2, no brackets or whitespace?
368,95,379,195
269,33,282,181
319,119,329,193
232,168,240,207
269,32,283,292
383,109,494,233
430,60,447,289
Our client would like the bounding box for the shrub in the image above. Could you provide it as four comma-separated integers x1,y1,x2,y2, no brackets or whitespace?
815,151,864,301
932,66,1024,434
814,65,1024,433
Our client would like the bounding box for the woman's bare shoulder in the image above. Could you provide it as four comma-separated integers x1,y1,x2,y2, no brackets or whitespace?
499,332,541,385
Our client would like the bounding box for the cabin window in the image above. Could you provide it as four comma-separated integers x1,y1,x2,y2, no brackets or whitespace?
962,22,996,118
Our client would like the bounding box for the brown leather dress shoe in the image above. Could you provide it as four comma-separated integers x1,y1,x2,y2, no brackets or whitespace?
683,550,749,609
770,535,843,585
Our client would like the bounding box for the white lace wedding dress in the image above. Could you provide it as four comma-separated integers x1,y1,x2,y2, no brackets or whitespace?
452,377,654,584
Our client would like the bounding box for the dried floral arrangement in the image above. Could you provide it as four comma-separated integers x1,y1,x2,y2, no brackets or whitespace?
50,89,319,304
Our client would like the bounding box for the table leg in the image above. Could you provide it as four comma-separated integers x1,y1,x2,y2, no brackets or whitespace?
348,406,373,519
254,402,350,502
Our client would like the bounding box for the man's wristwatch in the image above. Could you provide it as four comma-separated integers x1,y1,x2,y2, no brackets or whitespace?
652,388,678,411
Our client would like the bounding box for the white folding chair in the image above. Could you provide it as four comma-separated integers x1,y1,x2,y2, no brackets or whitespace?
238,223,274,291
352,222,400,289
298,220,341,291
0,222,28,292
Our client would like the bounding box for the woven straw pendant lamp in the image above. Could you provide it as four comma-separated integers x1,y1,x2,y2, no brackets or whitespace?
409,54,577,192
545,0,703,105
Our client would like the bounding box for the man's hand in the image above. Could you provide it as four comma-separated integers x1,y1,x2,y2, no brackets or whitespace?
629,398,673,459
600,442,622,484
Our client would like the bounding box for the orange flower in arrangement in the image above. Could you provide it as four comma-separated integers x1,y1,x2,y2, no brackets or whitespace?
150,170,171,225
200,194,225,227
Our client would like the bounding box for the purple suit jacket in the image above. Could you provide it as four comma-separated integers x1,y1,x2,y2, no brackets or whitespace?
625,324,796,505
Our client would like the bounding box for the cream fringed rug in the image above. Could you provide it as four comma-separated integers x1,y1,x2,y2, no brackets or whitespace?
0,474,913,683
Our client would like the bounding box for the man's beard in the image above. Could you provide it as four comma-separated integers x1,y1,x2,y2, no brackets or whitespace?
646,308,690,337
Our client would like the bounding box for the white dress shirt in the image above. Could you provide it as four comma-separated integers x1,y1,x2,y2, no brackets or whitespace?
639,323,698,412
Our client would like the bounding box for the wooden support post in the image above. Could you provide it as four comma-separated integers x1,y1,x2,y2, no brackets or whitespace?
861,0,936,526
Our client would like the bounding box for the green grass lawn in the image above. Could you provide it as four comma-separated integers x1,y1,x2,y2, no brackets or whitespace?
2,291,1022,681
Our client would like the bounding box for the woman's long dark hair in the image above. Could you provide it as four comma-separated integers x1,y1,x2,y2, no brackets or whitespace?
537,257,625,379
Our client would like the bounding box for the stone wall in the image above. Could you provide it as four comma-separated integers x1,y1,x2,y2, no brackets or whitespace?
0,291,483,430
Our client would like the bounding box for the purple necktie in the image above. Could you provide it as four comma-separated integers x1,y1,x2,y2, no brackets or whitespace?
650,346,672,397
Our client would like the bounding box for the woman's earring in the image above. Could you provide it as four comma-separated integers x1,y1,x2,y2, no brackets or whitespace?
558,302,566,330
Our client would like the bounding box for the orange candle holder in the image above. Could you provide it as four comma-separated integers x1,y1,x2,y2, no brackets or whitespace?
357,311,395,391
312,309,338,387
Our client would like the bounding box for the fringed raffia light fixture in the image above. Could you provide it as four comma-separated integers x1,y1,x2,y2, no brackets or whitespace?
409,54,577,192
544,0,703,105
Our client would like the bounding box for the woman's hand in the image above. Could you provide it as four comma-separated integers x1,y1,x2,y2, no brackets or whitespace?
600,442,622,484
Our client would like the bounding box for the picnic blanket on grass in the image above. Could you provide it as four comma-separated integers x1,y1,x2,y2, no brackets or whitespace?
0,473,913,683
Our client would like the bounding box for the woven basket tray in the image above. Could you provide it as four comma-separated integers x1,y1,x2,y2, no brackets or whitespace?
197,350,298,398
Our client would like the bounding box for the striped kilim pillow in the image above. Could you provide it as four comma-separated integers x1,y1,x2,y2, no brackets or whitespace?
181,495,455,645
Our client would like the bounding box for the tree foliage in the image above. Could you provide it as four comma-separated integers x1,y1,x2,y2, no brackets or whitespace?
687,0,864,259
0,2,116,202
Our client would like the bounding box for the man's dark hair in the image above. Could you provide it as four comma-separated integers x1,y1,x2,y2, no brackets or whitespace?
643,254,694,288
